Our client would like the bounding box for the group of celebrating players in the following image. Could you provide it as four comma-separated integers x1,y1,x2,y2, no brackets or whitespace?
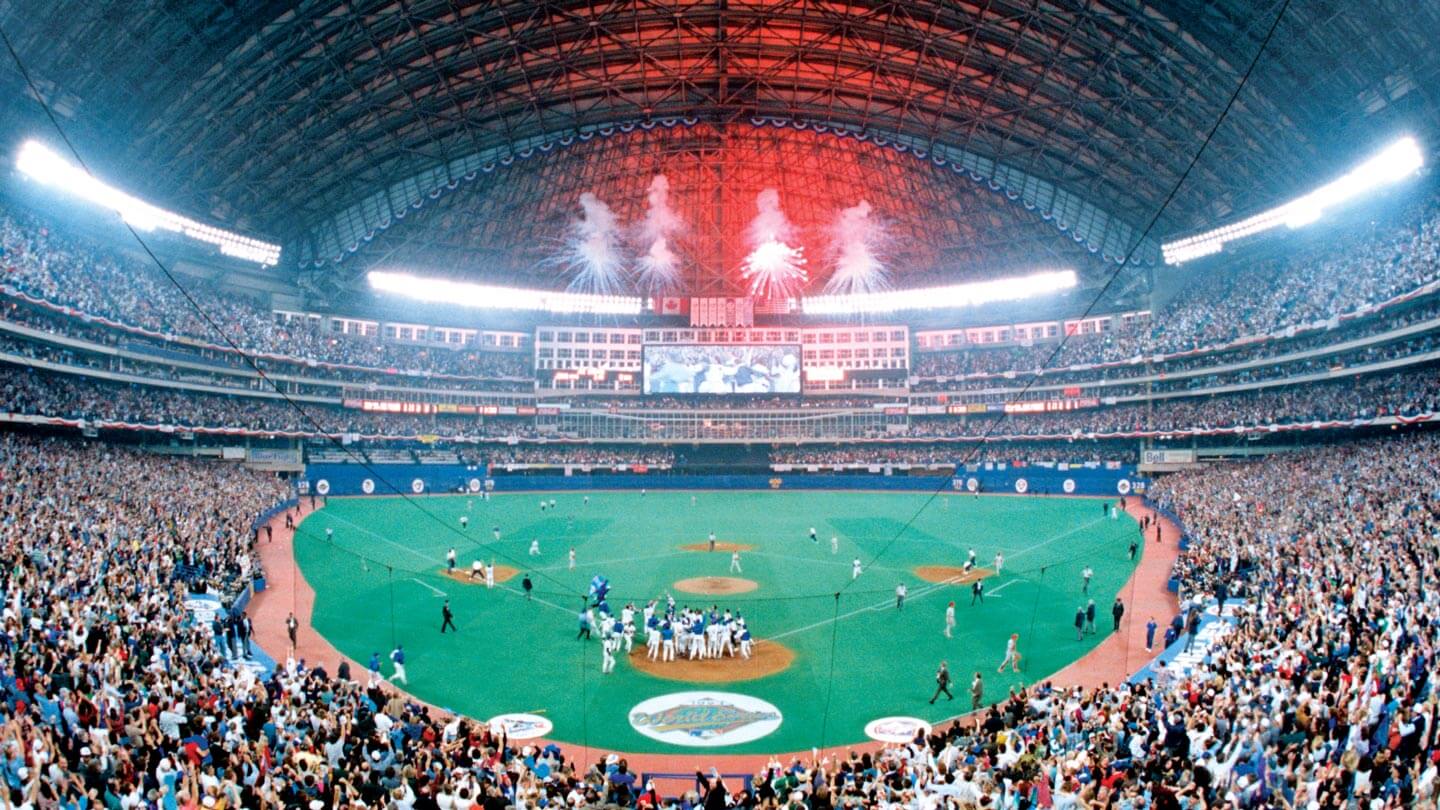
581,595,756,674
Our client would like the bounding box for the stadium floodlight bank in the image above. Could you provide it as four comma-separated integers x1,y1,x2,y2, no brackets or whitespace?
1162,135,1424,265
14,140,282,266
801,270,1078,315
368,270,644,315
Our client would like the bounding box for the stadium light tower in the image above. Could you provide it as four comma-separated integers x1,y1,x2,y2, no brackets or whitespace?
14,140,282,266
368,271,643,315
1162,135,1424,265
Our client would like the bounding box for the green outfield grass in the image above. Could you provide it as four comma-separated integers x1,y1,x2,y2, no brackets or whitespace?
293,490,1140,753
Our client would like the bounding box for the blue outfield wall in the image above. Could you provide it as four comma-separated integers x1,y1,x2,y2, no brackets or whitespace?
301,463,1145,499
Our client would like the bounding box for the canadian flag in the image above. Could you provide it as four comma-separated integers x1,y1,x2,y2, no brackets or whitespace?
658,297,689,315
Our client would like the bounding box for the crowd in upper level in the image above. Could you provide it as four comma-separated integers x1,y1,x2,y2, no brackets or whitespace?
913,193,1440,378
4,189,1440,396
3,359,1437,445
0,211,529,380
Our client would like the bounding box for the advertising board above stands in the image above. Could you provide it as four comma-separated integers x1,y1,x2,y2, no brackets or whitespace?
914,310,1151,353
273,310,531,352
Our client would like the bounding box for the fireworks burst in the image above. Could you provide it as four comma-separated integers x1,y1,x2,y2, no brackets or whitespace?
742,189,808,299
824,200,891,296
635,175,685,293
557,192,627,295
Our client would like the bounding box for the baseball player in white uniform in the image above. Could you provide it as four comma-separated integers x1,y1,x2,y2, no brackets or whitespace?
852,557,863,579
601,633,618,673
730,550,742,573
529,538,541,556
998,633,1022,673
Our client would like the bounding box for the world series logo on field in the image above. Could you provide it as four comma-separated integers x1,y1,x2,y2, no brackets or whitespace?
628,691,782,747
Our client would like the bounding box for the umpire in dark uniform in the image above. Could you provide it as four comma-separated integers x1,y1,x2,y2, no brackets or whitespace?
440,600,458,633
929,660,954,703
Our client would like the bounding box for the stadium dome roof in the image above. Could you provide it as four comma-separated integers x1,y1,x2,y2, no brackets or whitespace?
1,0,1437,297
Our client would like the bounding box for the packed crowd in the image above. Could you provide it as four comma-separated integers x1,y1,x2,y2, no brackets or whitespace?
4,356,1439,446
7,187,1440,402
0,210,530,380
914,193,1440,379
0,366,540,439
484,445,676,467
909,366,1440,439
913,293,1440,392
6,417,1440,807
770,443,1135,467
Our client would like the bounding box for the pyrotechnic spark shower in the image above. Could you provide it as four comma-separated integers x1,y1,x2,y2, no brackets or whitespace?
824,200,891,296
741,188,808,299
556,192,627,295
635,175,685,293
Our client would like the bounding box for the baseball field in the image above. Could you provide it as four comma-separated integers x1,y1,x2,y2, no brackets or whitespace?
292,489,1141,754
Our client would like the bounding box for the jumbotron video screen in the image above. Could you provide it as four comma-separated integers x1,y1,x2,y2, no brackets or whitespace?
643,344,802,395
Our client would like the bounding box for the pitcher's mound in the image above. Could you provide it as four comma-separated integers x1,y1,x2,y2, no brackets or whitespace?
674,576,758,595
914,565,994,584
629,641,793,682
441,565,519,585
679,541,755,552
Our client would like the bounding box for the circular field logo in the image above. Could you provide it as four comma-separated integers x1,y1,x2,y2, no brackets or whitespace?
864,716,932,743
361,478,375,494
629,691,782,747
1014,478,1028,494
966,477,979,492
488,713,553,740
1117,479,1132,495
468,478,482,493
1062,478,1076,494
411,478,425,494
315,479,330,495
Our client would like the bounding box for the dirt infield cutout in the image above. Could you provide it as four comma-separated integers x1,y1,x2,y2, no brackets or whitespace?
673,576,759,595
440,565,519,585
913,565,995,585
679,541,756,552
628,640,794,682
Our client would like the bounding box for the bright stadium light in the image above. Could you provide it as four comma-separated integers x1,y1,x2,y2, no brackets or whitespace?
801,269,1077,315
368,271,644,315
1163,135,1424,265
14,139,282,266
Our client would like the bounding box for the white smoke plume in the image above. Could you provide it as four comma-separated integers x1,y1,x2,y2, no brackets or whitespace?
824,200,891,295
560,192,627,295
635,175,685,293
741,188,808,299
